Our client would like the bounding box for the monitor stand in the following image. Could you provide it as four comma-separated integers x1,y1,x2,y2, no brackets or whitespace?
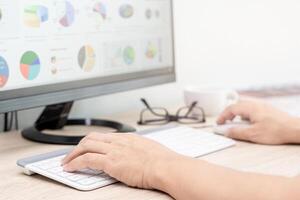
21,102,136,145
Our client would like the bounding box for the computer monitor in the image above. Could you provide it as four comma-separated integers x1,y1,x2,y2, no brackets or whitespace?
0,0,175,144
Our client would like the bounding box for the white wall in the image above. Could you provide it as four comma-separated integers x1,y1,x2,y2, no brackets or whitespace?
174,0,300,86
12,0,300,129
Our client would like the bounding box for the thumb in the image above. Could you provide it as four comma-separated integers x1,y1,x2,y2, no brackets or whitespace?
226,126,254,142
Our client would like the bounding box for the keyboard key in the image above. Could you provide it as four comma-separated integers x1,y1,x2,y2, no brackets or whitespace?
78,177,103,186
35,164,52,170
97,173,111,179
79,169,103,175
48,166,63,174
57,171,74,178
67,174,89,181
99,178,117,186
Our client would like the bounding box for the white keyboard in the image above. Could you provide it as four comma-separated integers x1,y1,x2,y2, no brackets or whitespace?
143,126,235,157
17,125,235,191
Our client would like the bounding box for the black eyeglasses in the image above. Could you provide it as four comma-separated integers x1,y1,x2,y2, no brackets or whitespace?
138,98,206,125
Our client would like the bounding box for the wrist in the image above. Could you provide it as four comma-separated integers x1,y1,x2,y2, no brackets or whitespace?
148,153,187,191
284,117,300,144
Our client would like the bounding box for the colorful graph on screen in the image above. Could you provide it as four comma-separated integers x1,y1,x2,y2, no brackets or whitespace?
123,46,135,65
20,51,41,80
93,2,106,20
145,42,158,59
59,1,75,27
0,56,9,88
119,4,134,19
78,45,96,72
24,5,48,28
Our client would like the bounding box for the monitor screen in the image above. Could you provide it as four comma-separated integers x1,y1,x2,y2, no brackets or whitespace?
0,0,175,111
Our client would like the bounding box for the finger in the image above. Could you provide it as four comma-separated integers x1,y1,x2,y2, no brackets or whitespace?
217,103,251,124
225,126,255,142
63,153,108,172
217,105,237,124
217,109,235,124
62,139,112,165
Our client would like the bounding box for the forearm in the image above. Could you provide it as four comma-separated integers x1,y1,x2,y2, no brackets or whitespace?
285,117,300,144
151,157,298,200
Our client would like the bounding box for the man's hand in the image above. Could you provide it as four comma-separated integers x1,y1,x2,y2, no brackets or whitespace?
62,132,181,189
217,99,300,145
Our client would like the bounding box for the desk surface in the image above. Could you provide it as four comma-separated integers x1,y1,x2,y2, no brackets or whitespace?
1,111,300,200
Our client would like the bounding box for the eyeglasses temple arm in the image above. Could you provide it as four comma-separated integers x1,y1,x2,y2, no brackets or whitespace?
140,98,169,117
141,98,152,110
184,102,198,117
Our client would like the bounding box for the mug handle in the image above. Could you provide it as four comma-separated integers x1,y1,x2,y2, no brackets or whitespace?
225,90,239,106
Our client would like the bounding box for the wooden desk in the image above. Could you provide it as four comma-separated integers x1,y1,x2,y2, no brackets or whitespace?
1,111,300,200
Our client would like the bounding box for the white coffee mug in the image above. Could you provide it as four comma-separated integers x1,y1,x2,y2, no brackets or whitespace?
184,87,239,117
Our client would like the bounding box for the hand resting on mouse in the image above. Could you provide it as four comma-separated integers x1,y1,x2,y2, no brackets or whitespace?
217,99,300,145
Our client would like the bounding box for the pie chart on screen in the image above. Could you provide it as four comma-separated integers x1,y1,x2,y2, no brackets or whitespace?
20,51,41,80
119,4,134,19
123,46,135,65
0,56,9,88
59,1,75,27
93,2,106,19
78,45,96,72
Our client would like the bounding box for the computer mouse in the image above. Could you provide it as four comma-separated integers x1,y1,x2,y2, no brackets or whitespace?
213,120,251,135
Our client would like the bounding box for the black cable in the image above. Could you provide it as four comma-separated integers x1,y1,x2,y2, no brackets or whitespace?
2,114,5,132
3,111,19,132
2,114,4,132
15,111,19,130
4,112,8,132
8,112,14,131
